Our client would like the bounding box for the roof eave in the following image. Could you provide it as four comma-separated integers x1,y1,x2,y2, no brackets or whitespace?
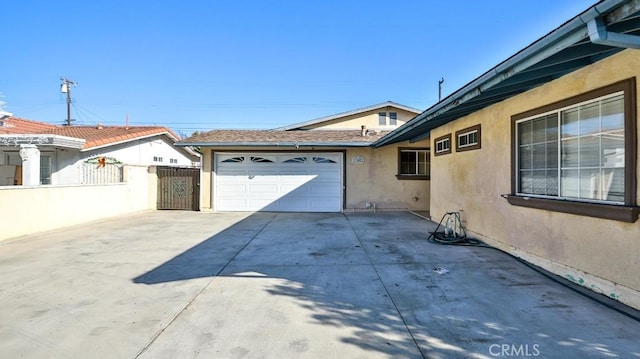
373,0,635,148
82,131,177,151
274,101,421,131
0,134,86,149
175,141,374,147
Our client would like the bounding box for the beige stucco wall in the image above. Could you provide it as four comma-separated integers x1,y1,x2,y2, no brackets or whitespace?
345,141,430,211
430,49,640,308
200,150,213,211
301,107,417,130
0,165,155,242
198,140,430,212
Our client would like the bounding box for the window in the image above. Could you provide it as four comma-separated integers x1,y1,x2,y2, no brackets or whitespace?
312,156,337,163
397,148,430,180
389,112,398,126
40,155,51,185
434,133,452,156
153,156,163,163
283,157,308,163
456,124,481,151
250,156,274,163
508,78,638,222
221,156,244,163
5,153,21,165
170,158,178,164
379,112,387,126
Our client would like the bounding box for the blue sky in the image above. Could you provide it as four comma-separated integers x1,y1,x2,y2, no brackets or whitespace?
2,0,596,136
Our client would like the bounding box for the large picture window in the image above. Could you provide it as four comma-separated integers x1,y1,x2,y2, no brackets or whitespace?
508,78,638,222
517,94,624,202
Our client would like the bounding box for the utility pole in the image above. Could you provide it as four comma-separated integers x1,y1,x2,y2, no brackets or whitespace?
438,78,444,102
60,77,77,126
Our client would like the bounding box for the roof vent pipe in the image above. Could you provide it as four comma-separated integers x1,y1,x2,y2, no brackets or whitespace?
361,125,367,137
587,16,640,49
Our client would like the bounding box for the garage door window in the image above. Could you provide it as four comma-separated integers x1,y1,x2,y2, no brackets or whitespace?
221,156,244,163
250,156,274,163
283,157,308,163
313,156,337,163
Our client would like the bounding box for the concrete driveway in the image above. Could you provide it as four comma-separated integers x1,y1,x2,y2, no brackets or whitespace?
1,211,638,359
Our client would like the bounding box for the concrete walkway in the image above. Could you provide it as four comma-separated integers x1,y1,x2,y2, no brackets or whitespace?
0,211,638,358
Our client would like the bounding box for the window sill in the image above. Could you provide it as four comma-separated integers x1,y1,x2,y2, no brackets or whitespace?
503,195,640,223
396,175,430,181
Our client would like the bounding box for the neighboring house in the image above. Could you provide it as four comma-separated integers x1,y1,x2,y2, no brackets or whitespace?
376,0,640,309
0,117,199,186
176,101,429,212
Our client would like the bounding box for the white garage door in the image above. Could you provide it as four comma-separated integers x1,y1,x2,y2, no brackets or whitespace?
215,153,343,212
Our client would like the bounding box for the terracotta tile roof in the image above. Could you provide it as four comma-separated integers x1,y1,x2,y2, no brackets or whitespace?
180,129,390,146
0,116,58,134
43,125,180,150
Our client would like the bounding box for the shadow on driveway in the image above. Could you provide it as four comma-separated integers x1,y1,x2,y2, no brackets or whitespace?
132,212,640,359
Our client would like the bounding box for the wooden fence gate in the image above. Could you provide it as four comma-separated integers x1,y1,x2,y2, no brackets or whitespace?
157,167,200,210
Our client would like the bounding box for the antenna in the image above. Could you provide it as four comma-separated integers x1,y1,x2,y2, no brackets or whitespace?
60,77,77,126
438,78,445,102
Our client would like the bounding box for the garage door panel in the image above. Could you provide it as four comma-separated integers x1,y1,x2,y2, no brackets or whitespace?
218,198,248,209
248,184,279,194
308,183,340,195
218,183,247,196
279,183,310,194
279,169,311,176
215,152,342,212
312,173,340,182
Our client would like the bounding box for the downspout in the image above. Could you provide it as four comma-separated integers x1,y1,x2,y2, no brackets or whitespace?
587,16,640,49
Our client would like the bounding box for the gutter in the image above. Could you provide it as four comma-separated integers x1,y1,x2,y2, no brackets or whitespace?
373,0,637,148
174,141,374,147
0,134,85,149
587,16,640,48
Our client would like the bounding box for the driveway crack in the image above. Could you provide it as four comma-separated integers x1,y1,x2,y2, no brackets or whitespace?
344,214,427,359
133,213,278,358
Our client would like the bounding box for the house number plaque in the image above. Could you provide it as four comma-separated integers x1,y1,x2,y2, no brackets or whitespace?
351,156,365,164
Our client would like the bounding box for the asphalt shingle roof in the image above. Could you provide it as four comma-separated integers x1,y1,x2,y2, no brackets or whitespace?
180,129,389,146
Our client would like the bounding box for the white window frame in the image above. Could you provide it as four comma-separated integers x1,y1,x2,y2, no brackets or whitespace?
455,124,481,152
40,154,52,185
398,148,430,179
378,112,387,126
515,92,625,205
458,130,478,148
507,78,638,223
389,112,397,126
435,137,451,154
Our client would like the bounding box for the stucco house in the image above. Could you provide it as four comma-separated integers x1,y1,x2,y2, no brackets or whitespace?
0,116,199,186
376,0,640,309
176,101,431,212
